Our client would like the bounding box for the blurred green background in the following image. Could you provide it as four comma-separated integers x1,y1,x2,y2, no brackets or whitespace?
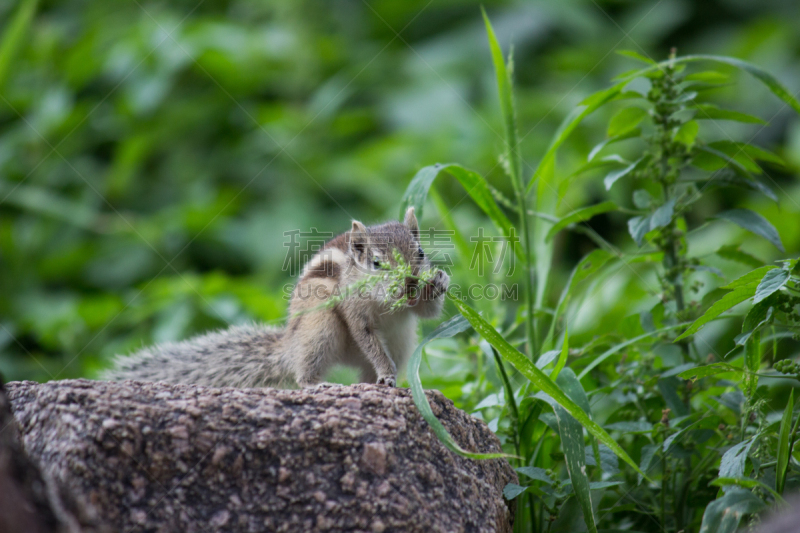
1,0,799,383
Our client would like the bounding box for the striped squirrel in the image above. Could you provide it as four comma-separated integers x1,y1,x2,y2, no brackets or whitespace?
102,207,449,388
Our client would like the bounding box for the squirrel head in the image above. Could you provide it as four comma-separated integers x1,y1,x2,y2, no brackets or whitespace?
346,207,428,276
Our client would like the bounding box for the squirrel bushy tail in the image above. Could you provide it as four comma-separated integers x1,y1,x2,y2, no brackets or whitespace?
101,324,291,388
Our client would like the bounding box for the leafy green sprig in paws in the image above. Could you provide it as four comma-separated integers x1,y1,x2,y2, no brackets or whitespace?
311,250,443,314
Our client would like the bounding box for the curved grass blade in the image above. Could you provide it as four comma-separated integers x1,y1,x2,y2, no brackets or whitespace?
722,265,776,289
407,314,511,459
551,329,568,381
526,83,626,195
776,389,794,494
544,249,616,350
577,322,692,380
693,103,766,125
743,330,761,396
546,202,618,242
678,362,742,380
400,163,523,261
675,285,759,341
452,299,645,477
0,0,38,91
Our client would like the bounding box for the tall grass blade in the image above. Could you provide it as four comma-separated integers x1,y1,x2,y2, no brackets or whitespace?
482,10,536,357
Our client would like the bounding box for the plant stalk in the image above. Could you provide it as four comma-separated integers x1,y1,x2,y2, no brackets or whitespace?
507,122,536,360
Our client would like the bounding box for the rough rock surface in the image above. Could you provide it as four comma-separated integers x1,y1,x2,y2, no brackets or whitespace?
7,379,516,533
0,379,105,533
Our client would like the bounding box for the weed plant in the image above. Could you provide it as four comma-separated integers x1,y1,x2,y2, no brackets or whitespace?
402,12,800,533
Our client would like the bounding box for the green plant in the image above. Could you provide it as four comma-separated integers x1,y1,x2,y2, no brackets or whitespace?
403,13,800,533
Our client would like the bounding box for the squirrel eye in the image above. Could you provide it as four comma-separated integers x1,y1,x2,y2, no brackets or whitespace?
418,247,425,258
372,258,381,268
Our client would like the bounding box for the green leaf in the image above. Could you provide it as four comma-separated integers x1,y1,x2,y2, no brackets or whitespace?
527,83,627,195
722,265,776,290
776,389,794,494
638,444,658,485
693,103,766,125
711,478,784,502
754,268,790,303
578,322,692,380
608,107,649,137
690,171,778,202
678,362,742,380
685,71,729,84
407,314,509,460
674,120,699,146
627,215,651,246
536,349,560,370
588,129,640,161
694,145,753,174
544,249,616,349
604,157,644,190
503,483,528,500
546,201,617,242
714,209,785,252
649,199,675,231
719,439,755,483
452,299,645,478
743,330,761,396
537,369,596,533
617,49,657,65
516,466,553,484
0,0,38,91
707,140,785,172
605,421,653,433
736,302,773,347
552,329,568,381
400,164,523,260
699,488,765,533
692,55,800,114
675,284,759,341
632,189,652,209
563,156,628,197
715,245,763,268
619,55,800,115
742,298,775,336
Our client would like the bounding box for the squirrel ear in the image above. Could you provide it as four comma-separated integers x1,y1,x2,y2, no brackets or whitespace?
349,220,368,257
403,206,419,236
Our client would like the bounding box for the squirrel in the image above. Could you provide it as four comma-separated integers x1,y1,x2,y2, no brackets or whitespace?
101,207,449,388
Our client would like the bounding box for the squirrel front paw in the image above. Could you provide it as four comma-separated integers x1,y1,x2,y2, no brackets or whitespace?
376,375,396,387
427,270,449,299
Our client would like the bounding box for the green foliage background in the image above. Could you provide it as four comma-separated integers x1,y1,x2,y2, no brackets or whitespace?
3,1,800,531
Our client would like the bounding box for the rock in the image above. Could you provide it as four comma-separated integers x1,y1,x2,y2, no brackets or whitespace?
6,379,516,533
0,379,106,533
